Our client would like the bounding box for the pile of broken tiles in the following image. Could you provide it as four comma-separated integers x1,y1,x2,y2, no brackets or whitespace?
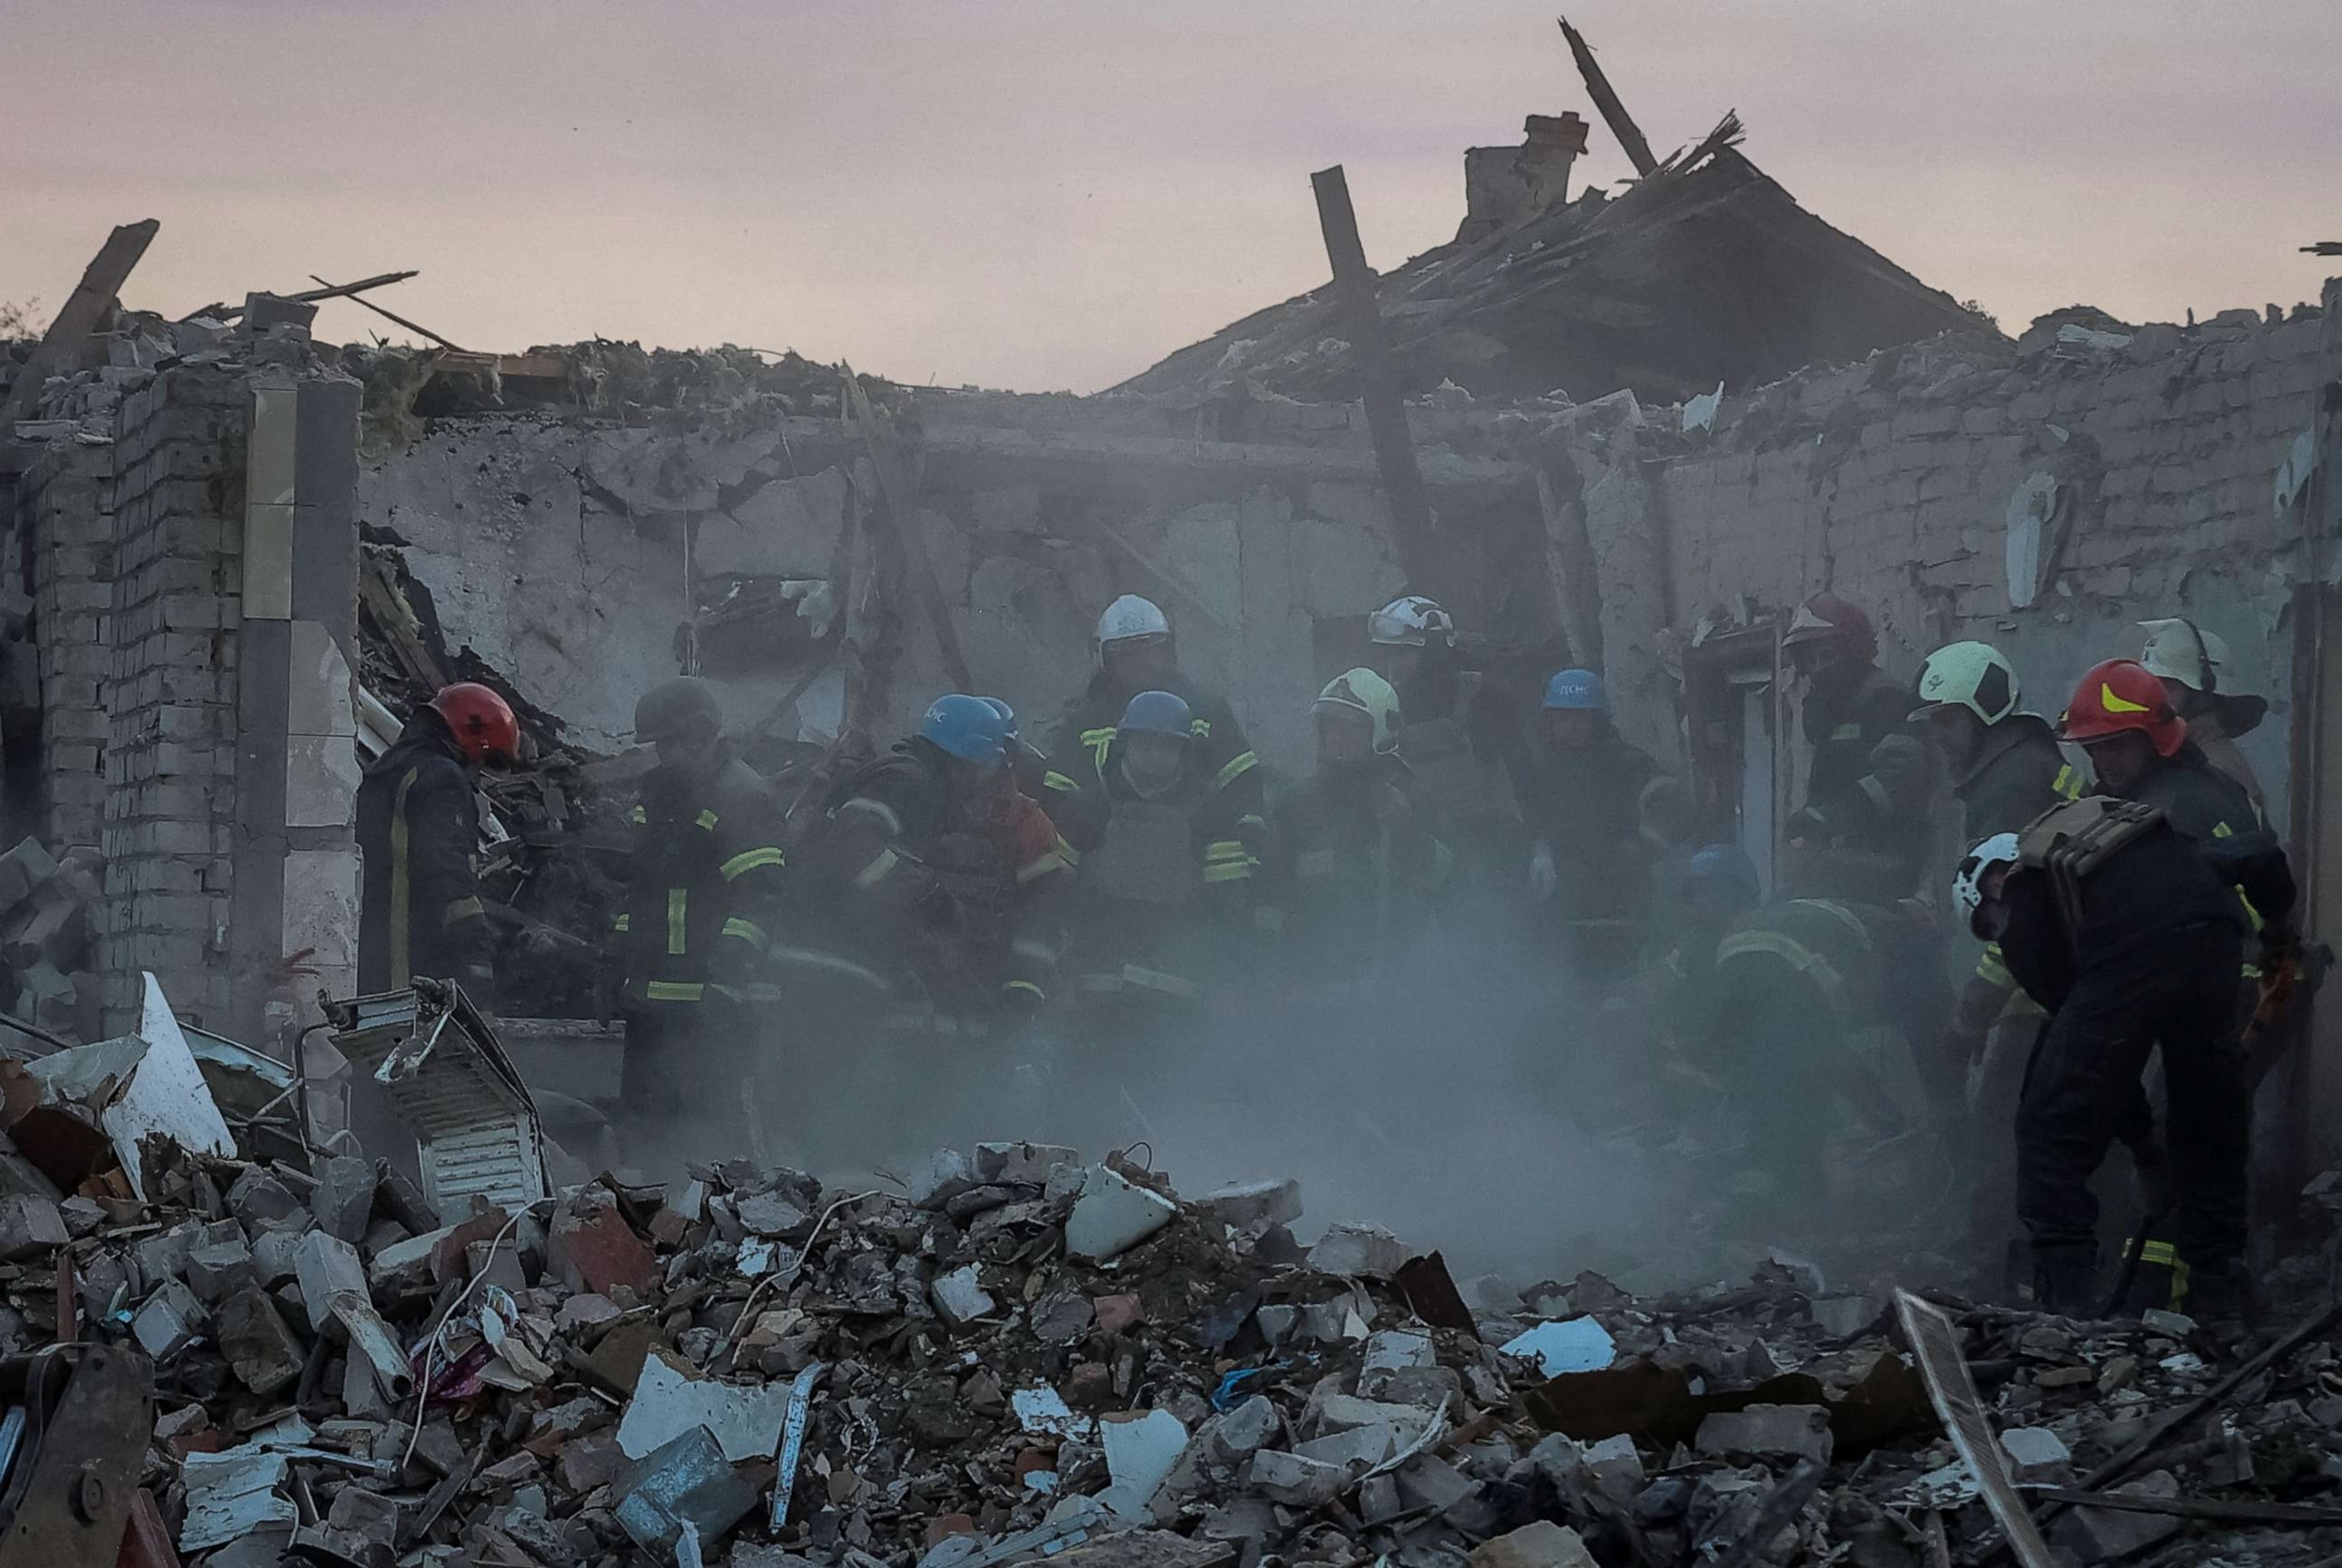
14,1131,2342,1567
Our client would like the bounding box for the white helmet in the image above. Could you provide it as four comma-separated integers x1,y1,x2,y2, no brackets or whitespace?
1952,832,2022,932
2138,618,2229,694
1096,594,1171,649
1368,595,1457,649
1910,640,2019,726
1313,667,1404,755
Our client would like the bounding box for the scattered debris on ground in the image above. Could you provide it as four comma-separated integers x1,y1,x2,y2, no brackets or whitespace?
7,981,2342,1568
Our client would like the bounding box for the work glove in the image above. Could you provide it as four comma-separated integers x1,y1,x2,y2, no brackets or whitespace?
2255,931,2306,1027
1528,842,1558,900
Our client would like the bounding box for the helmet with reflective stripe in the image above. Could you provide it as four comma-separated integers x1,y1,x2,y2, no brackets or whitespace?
1910,640,2020,725
1095,594,1171,648
1954,832,2023,931
919,693,1010,769
1368,595,1457,649
1687,842,1759,901
2137,618,2228,694
1782,592,1875,655
2058,658,2185,757
1542,668,1607,712
433,681,520,765
1314,667,1402,755
1118,690,1194,739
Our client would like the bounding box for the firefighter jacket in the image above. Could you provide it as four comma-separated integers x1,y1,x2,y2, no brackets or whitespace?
1995,806,2251,1013
1801,662,1913,815
1522,725,1661,922
2183,701,2268,813
1951,713,2083,1028
1258,758,1452,986
358,708,491,994
1393,669,1529,854
2119,742,2295,936
614,747,790,1007
1702,898,1914,1132
1042,672,1262,853
810,742,1076,1012
1060,735,1264,998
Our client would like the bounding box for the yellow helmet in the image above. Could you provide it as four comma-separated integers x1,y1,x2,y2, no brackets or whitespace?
1313,667,1403,755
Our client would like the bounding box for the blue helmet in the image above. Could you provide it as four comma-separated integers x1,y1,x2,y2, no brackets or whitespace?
919,694,1009,769
980,696,1019,739
1687,842,1760,902
1543,669,1607,712
1118,690,1194,739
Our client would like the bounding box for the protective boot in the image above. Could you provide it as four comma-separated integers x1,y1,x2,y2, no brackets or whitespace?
2114,1238,2186,1316
2032,1244,2101,1317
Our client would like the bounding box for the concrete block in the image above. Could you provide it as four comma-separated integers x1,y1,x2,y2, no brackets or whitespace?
1293,1422,1394,1473
1307,1222,1407,1280
1197,1178,1301,1230
1468,1521,1597,1568
908,1147,976,1210
184,1219,256,1302
1696,1403,1833,1465
2052,1469,2180,1563
1065,1166,1177,1261
227,1166,309,1233
1999,1425,2074,1483
971,1141,1080,1186
1246,1448,1346,1507
0,1194,69,1260
294,1230,368,1331
929,1265,996,1327
217,1285,304,1396
1582,1434,1644,1508
308,1155,374,1243
133,1279,208,1359
1097,1408,1188,1520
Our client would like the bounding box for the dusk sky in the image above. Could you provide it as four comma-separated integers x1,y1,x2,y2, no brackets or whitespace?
9,1,2337,394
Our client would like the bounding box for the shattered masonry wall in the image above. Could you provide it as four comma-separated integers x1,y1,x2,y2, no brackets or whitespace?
1612,309,2327,827
101,365,247,1032
356,403,1478,774
17,441,114,850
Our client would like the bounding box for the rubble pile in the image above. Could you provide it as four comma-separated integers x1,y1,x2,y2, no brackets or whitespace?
2,1085,2341,1567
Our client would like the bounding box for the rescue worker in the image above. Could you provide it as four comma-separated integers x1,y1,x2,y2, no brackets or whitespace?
1699,885,1920,1239
1646,842,1760,1075
2138,618,2270,813
1258,669,1452,986
358,682,516,998
1362,595,1529,865
1783,593,1913,818
1043,595,1262,852
1522,669,1662,981
2058,659,2271,856
1962,771,2293,1317
807,694,1075,1018
1056,691,1262,1130
613,676,792,1113
1912,641,2084,1083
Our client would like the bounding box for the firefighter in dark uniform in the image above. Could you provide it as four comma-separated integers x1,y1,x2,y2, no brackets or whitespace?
1054,690,1262,1134
1783,593,1914,820
808,694,1075,1019
2139,618,2270,814
1043,595,1262,855
1969,658,2297,1317
1522,669,1662,984
1362,595,1529,878
1258,669,1452,988
614,676,791,1114
358,682,516,998
1910,640,2085,1274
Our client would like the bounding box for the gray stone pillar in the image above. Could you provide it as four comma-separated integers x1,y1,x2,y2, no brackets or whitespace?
228,374,363,1050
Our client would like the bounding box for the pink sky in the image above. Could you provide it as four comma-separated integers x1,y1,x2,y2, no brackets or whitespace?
9,1,2337,394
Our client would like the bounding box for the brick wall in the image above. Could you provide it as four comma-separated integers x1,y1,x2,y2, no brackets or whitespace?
101,365,248,1032
16,441,114,849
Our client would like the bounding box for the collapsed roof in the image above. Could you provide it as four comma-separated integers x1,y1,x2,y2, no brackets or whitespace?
1119,113,1994,409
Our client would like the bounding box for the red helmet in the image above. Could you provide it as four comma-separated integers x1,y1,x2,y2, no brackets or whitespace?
1782,592,1875,656
432,682,520,765
2058,659,2185,757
